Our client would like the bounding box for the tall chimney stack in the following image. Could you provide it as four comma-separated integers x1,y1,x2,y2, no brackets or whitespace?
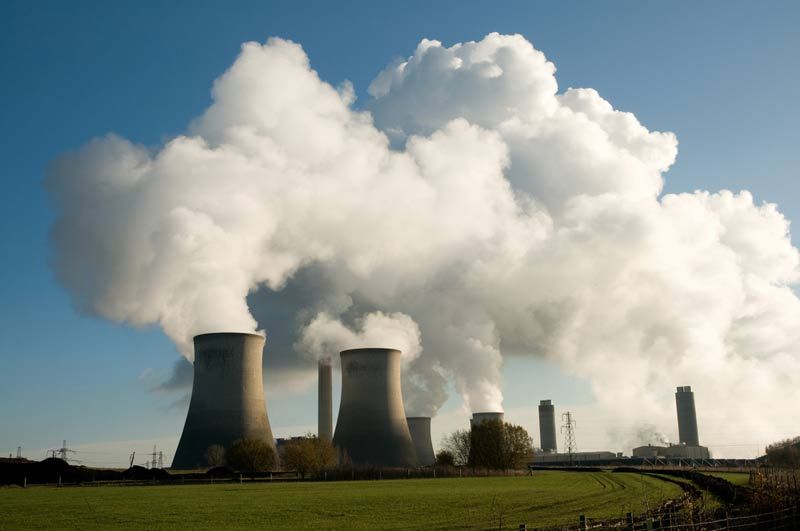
333,348,417,467
538,399,557,453
172,332,275,469
675,386,700,447
318,358,333,441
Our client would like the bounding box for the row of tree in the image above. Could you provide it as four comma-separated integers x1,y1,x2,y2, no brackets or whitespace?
202,420,533,475
436,420,533,470
204,435,337,476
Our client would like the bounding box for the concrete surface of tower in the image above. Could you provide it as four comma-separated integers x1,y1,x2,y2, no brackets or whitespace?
172,332,275,469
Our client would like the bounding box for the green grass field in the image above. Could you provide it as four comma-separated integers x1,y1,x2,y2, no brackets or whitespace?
1,472,682,530
703,472,752,487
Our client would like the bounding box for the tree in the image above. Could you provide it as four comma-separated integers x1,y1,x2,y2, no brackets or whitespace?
226,438,276,475
469,419,505,469
435,450,455,467
442,421,533,470
312,437,338,471
203,444,226,467
441,429,471,466
281,440,312,478
502,424,533,469
765,436,800,468
281,435,338,478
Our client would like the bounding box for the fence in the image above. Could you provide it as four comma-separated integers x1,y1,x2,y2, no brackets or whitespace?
516,505,800,531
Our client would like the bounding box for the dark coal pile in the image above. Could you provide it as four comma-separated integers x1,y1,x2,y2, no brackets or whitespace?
0,457,123,485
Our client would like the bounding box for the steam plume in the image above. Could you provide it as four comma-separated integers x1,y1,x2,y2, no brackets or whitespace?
48,34,800,452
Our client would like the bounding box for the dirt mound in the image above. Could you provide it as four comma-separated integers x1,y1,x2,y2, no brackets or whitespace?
0,458,123,485
122,466,170,480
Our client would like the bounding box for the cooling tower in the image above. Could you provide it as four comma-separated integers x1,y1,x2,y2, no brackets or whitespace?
675,386,700,447
172,332,275,469
407,417,436,466
538,400,558,453
470,412,504,427
318,358,333,441
332,348,418,467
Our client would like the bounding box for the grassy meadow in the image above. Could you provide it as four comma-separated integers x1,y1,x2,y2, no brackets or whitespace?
703,471,752,487
0,471,682,530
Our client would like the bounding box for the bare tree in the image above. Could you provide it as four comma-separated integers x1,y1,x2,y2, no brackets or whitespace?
203,444,226,467
441,429,471,466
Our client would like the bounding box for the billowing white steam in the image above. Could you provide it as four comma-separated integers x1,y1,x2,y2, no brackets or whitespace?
48,34,800,451
297,311,422,365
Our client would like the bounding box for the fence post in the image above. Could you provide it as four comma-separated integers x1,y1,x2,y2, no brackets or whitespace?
23,476,27,489
626,512,634,531
579,514,587,530
58,476,61,487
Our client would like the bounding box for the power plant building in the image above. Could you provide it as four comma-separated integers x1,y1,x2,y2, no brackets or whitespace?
538,400,557,453
675,386,700,447
470,412,504,427
632,444,710,460
406,417,436,466
318,358,333,441
172,332,275,469
532,451,619,464
332,348,417,467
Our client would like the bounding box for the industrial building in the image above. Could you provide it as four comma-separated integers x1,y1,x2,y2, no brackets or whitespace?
172,333,276,469
332,348,418,467
538,400,557,453
406,417,436,466
630,385,710,460
170,333,717,471
632,443,710,460
676,386,700,447
531,451,621,464
470,412,504,426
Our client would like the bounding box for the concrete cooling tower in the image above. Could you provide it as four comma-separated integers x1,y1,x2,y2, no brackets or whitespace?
675,386,700,447
318,358,333,441
406,417,435,466
538,400,558,453
332,348,417,467
172,332,275,469
470,412,504,427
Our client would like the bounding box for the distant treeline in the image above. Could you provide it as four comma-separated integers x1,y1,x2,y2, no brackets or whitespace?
765,436,800,468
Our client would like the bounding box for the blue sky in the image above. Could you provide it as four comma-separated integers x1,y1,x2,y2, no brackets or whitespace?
1,1,798,466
